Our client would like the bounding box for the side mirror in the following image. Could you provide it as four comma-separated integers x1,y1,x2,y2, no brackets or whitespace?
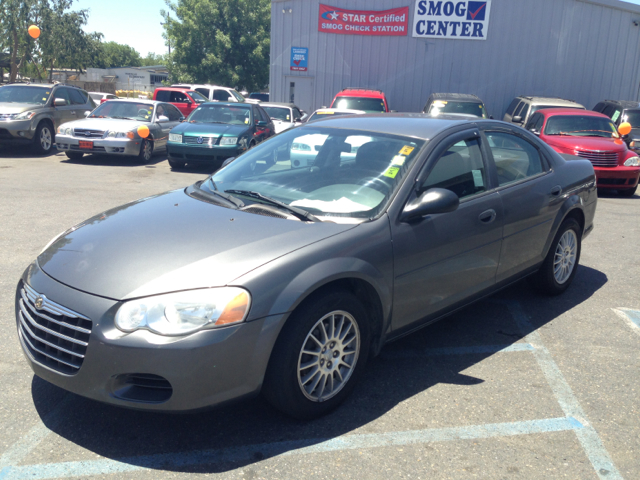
529,128,540,136
84,111,91,117
157,115,169,123
53,98,66,107
400,188,459,222
512,115,523,123
221,157,235,168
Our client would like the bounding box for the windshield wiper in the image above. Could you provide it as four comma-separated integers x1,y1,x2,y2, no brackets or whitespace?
224,189,321,222
109,116,135,120
199,179,244,208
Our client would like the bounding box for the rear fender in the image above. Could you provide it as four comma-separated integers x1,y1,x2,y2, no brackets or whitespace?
541,194,585,259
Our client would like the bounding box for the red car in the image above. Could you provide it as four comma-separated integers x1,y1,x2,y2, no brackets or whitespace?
152,87,208,117
330,88,390,113
525,108,640,196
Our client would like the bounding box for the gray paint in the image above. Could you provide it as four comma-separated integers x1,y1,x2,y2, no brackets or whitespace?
270,0,640,117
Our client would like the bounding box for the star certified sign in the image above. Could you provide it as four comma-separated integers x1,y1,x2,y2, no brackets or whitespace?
413,0,492,40
318,4,409,36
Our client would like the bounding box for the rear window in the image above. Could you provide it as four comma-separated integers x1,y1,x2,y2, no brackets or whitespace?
155,90,170,102
331,96,386,113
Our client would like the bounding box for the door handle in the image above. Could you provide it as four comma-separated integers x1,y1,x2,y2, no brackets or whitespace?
478,209,497,223
550,185,562,196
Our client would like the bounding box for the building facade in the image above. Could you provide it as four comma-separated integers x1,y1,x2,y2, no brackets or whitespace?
270,0,640,117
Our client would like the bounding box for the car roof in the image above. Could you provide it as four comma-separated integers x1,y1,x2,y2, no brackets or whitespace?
518,96,584,107
429,93,483,103
155,87,198,92
537,108,608,118
601,99,640,109
335,88,386,98
299,113,477,139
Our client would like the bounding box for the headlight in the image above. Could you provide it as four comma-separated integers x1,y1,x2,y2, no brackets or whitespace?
624,156,640,167
15,111,36,120
107,131,133,138
220,136,238,145
115,288,251,336
168,133,182,143
57,126,72,135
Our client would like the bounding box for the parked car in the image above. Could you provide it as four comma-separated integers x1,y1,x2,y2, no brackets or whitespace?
55,99,184,162
16,114,596,419
525,108,640,196
88,92,119,104
171,84,260,104
166,101,275,170
306,108,366,123
422,93,489,118
503,96,585,127
152,87,208,117
260,102,307,133
248,92,269,102
330,88,390,113
0,83,96,154
592,99,640,151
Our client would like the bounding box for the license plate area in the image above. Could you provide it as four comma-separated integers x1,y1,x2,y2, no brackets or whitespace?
79,141,93,149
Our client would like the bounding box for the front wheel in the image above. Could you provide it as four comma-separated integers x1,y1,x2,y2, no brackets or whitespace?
168,159,185,170
65,151,84,160
32,122,54,155
262,291,370,419
137,139,153,163
531,218,582,295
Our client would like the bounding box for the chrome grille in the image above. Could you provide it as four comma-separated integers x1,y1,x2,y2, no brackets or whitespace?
574,150,619,167
17,283,92,375
73,128,105,139
184,135,219,146
0,113,16,121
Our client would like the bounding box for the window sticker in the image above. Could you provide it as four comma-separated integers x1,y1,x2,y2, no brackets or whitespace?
42,98,47,101
433,101,447,107
472,170,484,188
383,166,400,178
286,115,290,120
612,110,621,122
320,111,334,115
245,118,249,124
45,91,50,94
399,145,415,155
391,155,406,166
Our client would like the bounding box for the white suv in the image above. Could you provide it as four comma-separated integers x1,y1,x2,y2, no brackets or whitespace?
170,84,259,104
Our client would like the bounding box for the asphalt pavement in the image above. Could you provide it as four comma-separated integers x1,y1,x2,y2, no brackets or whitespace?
0,146,638,480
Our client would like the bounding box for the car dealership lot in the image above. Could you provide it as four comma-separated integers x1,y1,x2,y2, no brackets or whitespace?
1,147,639,479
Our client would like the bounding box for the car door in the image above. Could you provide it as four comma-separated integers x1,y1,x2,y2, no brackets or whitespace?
51,87,78,128
391,129,504,333
481,126,561,283
169,91,193,116
155,103,181,150
68,89,90,118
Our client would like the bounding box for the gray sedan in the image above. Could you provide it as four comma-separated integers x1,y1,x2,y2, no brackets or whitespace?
15,115,596,419
55,99,184,162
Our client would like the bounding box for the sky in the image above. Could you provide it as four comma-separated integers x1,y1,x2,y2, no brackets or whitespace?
73,0,640,58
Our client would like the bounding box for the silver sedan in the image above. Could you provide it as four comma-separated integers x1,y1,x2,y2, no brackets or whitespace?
55,99,184,162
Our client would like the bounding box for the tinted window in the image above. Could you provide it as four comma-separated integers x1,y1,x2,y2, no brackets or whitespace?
593,102,605,112
163,103,182,121
602,105,616,118
195,88,211,99
257,106,271,122
422,138,487,200
170,91,188,102
519,104,530,121
187,104,251,124
107,95,117,99
622,110,640,128
53,88,71,105
505,98,520,116
293,107,302,120
485,132,543,186
513,101,526,118
524,113,542,131
187,91,208,103
263,106,290,121
331,96,385,112
213,89,231,101
155,90,170,102
68,89,86,105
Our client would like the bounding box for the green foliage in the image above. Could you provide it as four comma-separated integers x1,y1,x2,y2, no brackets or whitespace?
92,41,142,68
140,52,166,67
162,0,270,92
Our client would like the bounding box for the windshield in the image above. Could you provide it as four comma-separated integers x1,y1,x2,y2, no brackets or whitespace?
544,115,618,138
186,104,252,124
230,90,246,102
308,111,360,123
89,93,102,101
331,97,386,113
0,86,52,105
622,110,640,128
263,106,291,121
89,101,154,121
187,91,208,103
199,126,424,221
428,101,487,118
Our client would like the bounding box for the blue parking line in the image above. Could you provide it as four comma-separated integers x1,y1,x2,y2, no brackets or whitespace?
502,300,623,480
383,343,534,358
0,416,583,480
613,308,640,332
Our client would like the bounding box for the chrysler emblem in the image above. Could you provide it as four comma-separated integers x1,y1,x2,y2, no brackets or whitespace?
197,136,204,144
35,296,44,309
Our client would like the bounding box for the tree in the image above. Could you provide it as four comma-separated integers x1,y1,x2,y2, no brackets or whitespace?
93,41,142,69
141,52,166,66
162,0,270,91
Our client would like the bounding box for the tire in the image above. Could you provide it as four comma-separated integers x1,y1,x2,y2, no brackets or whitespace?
531,218,582,295
168,159,185,170
32,122,54,155
619,185,637,197
65,151,84,160
137,139,153,163
262,290,371,420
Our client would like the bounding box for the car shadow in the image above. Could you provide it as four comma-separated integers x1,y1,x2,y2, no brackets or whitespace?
31,265,607,474
597,189,638,199
0,144,60,159
60,154,219,174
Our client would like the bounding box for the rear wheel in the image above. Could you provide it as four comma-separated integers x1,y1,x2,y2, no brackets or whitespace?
65,151,84,160
531,218,581,295
32,122,54,155
262,291,370,419
619,185,637,197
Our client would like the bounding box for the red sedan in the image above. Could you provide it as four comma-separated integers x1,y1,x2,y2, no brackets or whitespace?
525,108,640,196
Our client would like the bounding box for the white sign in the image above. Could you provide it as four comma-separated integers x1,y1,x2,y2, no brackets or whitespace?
413,1,491,40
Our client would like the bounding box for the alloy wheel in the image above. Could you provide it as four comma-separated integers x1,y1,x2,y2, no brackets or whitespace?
554,229,577,284
40,127,52,151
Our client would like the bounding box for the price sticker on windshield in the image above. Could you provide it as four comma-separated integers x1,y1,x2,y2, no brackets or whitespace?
383,166,400,178
391,155,406,166
399,146,414,155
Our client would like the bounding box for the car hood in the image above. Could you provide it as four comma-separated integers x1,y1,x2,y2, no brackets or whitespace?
37,188,354,301
171,122,251,137
0,102,46,114
63,118,152,131
543,135,627,153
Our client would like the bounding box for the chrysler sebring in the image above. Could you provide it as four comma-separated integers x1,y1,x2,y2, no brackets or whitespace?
16,114,596,419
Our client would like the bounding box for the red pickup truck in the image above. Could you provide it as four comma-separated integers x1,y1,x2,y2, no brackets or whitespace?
153,87,208,117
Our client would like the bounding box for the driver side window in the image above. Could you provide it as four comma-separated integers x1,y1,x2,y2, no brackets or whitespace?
421,138,487,200
485,131,544,186
163,104,182,121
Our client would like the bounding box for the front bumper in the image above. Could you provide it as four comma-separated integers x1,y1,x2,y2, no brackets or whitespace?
0,118,38,143
167,143,243,164
16,261,285,412
594,166,640,189
55,134,143,156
